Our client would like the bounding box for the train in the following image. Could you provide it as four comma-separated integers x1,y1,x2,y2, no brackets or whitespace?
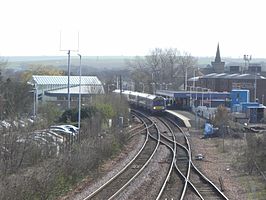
114,90,166,114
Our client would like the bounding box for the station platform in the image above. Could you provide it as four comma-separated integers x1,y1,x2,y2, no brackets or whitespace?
165,110,192,128
166,110,206,129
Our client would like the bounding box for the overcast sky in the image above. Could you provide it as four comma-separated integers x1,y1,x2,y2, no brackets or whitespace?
1,0,265,58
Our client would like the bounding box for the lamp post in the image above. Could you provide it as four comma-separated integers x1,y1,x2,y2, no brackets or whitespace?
209,89,212,108
152,70,160,94
77,54,82,141
163,82,172,90
201,89,204,106
254,66,257,102
185,67,188,91
243,54,252,73
152,72,155,94
194,86,198,129
28,82,37,117
193,69,196,91
67,50,71,109
33,85,36,117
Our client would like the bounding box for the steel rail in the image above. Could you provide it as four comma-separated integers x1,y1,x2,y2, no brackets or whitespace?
83,113,152,200
166,116,229,200
109,122,161,199
154,117,177,200
156,117,204,199
164,116,192,199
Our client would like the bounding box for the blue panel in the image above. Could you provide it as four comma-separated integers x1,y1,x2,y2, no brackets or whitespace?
231,89,250,109
241,102,259,112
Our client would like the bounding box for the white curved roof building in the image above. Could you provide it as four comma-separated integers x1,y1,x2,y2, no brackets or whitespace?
29,75,105,102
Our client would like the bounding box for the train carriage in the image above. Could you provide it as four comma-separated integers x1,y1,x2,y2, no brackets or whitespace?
113,90,166,114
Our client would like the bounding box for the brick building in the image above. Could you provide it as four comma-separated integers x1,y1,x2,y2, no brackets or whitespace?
193,73,266,103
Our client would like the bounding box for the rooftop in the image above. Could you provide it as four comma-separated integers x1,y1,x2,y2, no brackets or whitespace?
200,73,266,80
31,75,102,85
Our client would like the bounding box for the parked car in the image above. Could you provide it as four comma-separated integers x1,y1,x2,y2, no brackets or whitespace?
49,126,76,137
50,125,78,135
0,121,11,129
61,125,79,133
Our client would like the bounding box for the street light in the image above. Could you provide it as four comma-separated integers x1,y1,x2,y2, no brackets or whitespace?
185,67,188,91
208,89,212,108
166,83,172,90
254,66,258,102
152,69,160,94
77,53,82,141
152,72,155,94
243,54,252,73
28,82,37,117
67,50,71,109
33,85,36,117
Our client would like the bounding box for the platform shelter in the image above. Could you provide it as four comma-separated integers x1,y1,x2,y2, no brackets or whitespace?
156,90,230,110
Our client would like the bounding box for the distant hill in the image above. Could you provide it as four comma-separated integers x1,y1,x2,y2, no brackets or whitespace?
5,56,134,73
4,55,266,71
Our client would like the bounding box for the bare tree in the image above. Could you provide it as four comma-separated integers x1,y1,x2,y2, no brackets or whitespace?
175,52,198,90
129,48,197,92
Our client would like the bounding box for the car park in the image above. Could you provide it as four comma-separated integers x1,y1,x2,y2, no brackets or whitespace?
49,126,76,137
0,121,11,129
61,125,79,133
50,125,78,135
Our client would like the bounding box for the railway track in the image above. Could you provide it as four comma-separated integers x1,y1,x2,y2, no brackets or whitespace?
83,110,160,200
154,117,188,200
79,110,229,200
163,116,229,200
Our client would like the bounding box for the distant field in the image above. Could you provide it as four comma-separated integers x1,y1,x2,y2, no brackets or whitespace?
4,56,266,72
5,56,134,71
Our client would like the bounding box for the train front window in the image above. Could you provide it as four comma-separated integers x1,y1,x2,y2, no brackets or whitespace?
153,100,165,106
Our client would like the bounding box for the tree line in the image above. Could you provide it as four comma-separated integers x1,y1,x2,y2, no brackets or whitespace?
128,48,198,93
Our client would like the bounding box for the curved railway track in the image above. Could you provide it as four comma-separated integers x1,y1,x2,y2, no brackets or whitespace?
162,116,229,200
83,110,161,200
157,117,191,200
80,109,229,200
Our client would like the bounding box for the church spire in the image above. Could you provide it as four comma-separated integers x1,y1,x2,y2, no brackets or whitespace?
211,43,225,73
215,43,221,63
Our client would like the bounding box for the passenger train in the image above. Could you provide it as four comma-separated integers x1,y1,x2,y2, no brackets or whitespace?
114,90,166,114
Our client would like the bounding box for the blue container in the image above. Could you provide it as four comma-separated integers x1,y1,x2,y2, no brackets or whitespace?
231,89,250,109
241,102,259,112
